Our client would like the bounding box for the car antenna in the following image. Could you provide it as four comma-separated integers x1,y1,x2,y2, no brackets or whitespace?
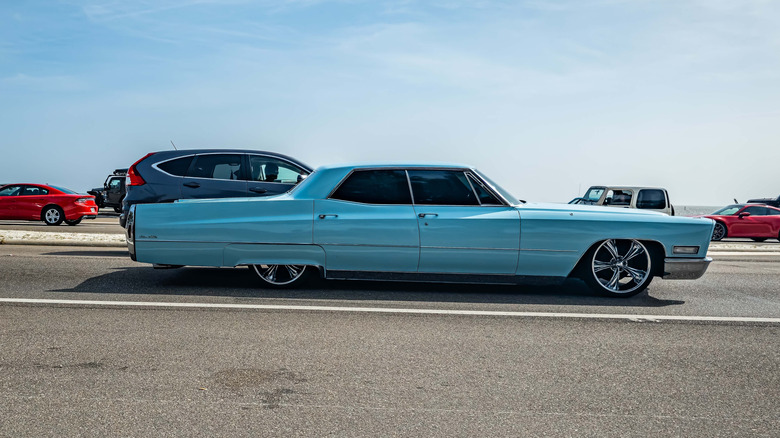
734,198,738,203
170,140,178,150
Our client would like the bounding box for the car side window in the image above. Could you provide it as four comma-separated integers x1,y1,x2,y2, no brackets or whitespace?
767,208,780,216
743,206,768,216
0,185,22,196
21,186,48,196
108,178,122,190
467,173,502,205
408,170,479,206
606,189,632,206
158,156,194,177
637,189,666,209
330,170,412,204
187,154,244,180
249,156,309,184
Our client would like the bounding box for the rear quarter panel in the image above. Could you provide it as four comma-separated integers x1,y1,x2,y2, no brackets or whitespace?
517,206,714,277
134,196,317,267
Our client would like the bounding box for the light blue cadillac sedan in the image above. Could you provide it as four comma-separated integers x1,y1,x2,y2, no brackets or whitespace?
126,163,714,297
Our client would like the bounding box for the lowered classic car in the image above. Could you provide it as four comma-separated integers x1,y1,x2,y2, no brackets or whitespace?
126,163,714,297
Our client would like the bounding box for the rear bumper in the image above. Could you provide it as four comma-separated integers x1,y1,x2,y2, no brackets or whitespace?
662,257,712,280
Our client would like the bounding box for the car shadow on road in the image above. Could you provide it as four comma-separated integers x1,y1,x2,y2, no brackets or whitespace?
51,265,685,308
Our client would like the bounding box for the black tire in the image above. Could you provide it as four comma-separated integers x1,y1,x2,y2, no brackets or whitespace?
65,218,83,226
750,237,767,242
580,239,654,297
711,222,727,241
251,264,311,288
114,196,124,213
41,206,64,226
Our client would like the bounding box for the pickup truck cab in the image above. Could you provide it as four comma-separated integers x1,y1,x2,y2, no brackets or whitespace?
569,186,674,215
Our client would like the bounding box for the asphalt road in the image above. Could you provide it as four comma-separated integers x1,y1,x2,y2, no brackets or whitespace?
0,215,123,234
1,245,779,436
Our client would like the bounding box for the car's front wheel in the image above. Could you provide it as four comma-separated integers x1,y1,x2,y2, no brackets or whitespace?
750,237,767,242
41,206,64,226
64,218,82,226
581,239,653,297
711,222,727,241
252,264,311,288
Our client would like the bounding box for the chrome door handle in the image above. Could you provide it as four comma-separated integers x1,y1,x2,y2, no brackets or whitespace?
183,182,200,188
418,213,438,218
249,187,268,194
318,214,338,219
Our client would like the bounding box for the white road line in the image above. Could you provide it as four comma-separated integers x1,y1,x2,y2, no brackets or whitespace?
2,298,779,323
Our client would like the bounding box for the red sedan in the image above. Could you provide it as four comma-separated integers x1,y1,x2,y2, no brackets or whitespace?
704,204,780,242
0,184,98,226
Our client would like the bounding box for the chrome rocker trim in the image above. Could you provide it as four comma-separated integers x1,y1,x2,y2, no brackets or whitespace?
662,257,712,280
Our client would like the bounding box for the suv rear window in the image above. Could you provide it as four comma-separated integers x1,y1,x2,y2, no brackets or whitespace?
158,156,194,176
637,189,666,209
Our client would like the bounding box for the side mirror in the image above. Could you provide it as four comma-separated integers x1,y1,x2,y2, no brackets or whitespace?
738,212,751,218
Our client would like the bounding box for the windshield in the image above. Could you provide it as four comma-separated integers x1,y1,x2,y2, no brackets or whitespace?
49,185,79,194
712,205,742,215
583,187,605,201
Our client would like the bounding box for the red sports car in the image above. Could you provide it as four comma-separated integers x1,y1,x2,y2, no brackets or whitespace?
704,204,780,242
0,184,98,226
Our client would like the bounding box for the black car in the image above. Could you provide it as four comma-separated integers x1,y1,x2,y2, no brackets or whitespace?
120,149,312,227
88,168,127,213
747,196,780,208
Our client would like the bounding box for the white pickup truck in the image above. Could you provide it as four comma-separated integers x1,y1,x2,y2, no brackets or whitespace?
569,186,675,215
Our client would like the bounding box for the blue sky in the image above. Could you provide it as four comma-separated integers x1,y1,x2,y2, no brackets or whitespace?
1,0,779,205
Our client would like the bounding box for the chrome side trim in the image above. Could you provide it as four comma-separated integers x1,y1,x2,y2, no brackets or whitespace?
662,257,712,280
151,152,308,184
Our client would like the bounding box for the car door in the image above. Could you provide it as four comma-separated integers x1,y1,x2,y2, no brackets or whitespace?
19,185,50,220
730,206,772,237
246,154,310,197
409,169,520,274
0,185,23,219
313,169,420,272
105,177,124,204
180,153,248,199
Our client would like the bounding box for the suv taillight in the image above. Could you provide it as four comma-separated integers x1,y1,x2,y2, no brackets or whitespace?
127,153,155,186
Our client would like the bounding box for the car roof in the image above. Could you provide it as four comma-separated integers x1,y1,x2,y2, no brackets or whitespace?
315,162,473,172
587,186,667,191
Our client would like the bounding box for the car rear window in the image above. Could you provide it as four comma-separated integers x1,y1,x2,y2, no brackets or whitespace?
637,189,666,209
49,186,78,194
157,156,194,176
330,170,412,204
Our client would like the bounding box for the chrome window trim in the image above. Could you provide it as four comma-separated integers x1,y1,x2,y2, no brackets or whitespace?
326,167,511,207
151,152,308,183
246,153,310,185
326,168,416,205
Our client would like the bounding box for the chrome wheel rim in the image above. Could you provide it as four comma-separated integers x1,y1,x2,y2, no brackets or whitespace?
252,264,306,286
591,239,651,294
712,223,725,241
45,208,60,224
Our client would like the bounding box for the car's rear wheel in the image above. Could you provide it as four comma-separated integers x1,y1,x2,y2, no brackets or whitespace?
252,264,310,288
42,206,64,226
581,239,653,297
711,222,727,241
64,218,82,226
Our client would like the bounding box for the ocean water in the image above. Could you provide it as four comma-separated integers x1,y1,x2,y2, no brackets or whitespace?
675,205,720,217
